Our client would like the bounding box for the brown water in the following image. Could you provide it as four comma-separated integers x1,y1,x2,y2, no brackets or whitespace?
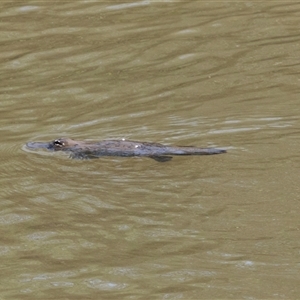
1,1,300,299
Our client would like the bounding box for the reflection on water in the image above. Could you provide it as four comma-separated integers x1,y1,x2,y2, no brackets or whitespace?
0,1,300,299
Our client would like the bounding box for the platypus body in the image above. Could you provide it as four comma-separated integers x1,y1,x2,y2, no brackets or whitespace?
26,138,226,162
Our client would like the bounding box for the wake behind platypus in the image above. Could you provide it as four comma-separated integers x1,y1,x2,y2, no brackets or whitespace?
26,138,226,162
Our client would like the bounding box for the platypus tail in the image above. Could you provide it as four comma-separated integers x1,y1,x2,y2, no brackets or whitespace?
167,146,226,155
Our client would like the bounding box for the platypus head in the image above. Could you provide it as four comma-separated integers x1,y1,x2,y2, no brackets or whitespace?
26,138,80,151
48,138,79,150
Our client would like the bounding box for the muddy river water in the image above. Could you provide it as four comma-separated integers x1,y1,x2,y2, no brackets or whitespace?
1,1,300,299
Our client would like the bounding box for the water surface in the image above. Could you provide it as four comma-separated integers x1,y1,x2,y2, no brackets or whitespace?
1,1,300,299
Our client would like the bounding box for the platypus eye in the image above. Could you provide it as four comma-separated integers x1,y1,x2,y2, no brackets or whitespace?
54,139,64,147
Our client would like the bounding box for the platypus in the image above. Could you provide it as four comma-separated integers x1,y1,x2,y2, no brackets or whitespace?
26,138,226,162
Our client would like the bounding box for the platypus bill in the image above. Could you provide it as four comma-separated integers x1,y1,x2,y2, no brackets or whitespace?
26,138,226,162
